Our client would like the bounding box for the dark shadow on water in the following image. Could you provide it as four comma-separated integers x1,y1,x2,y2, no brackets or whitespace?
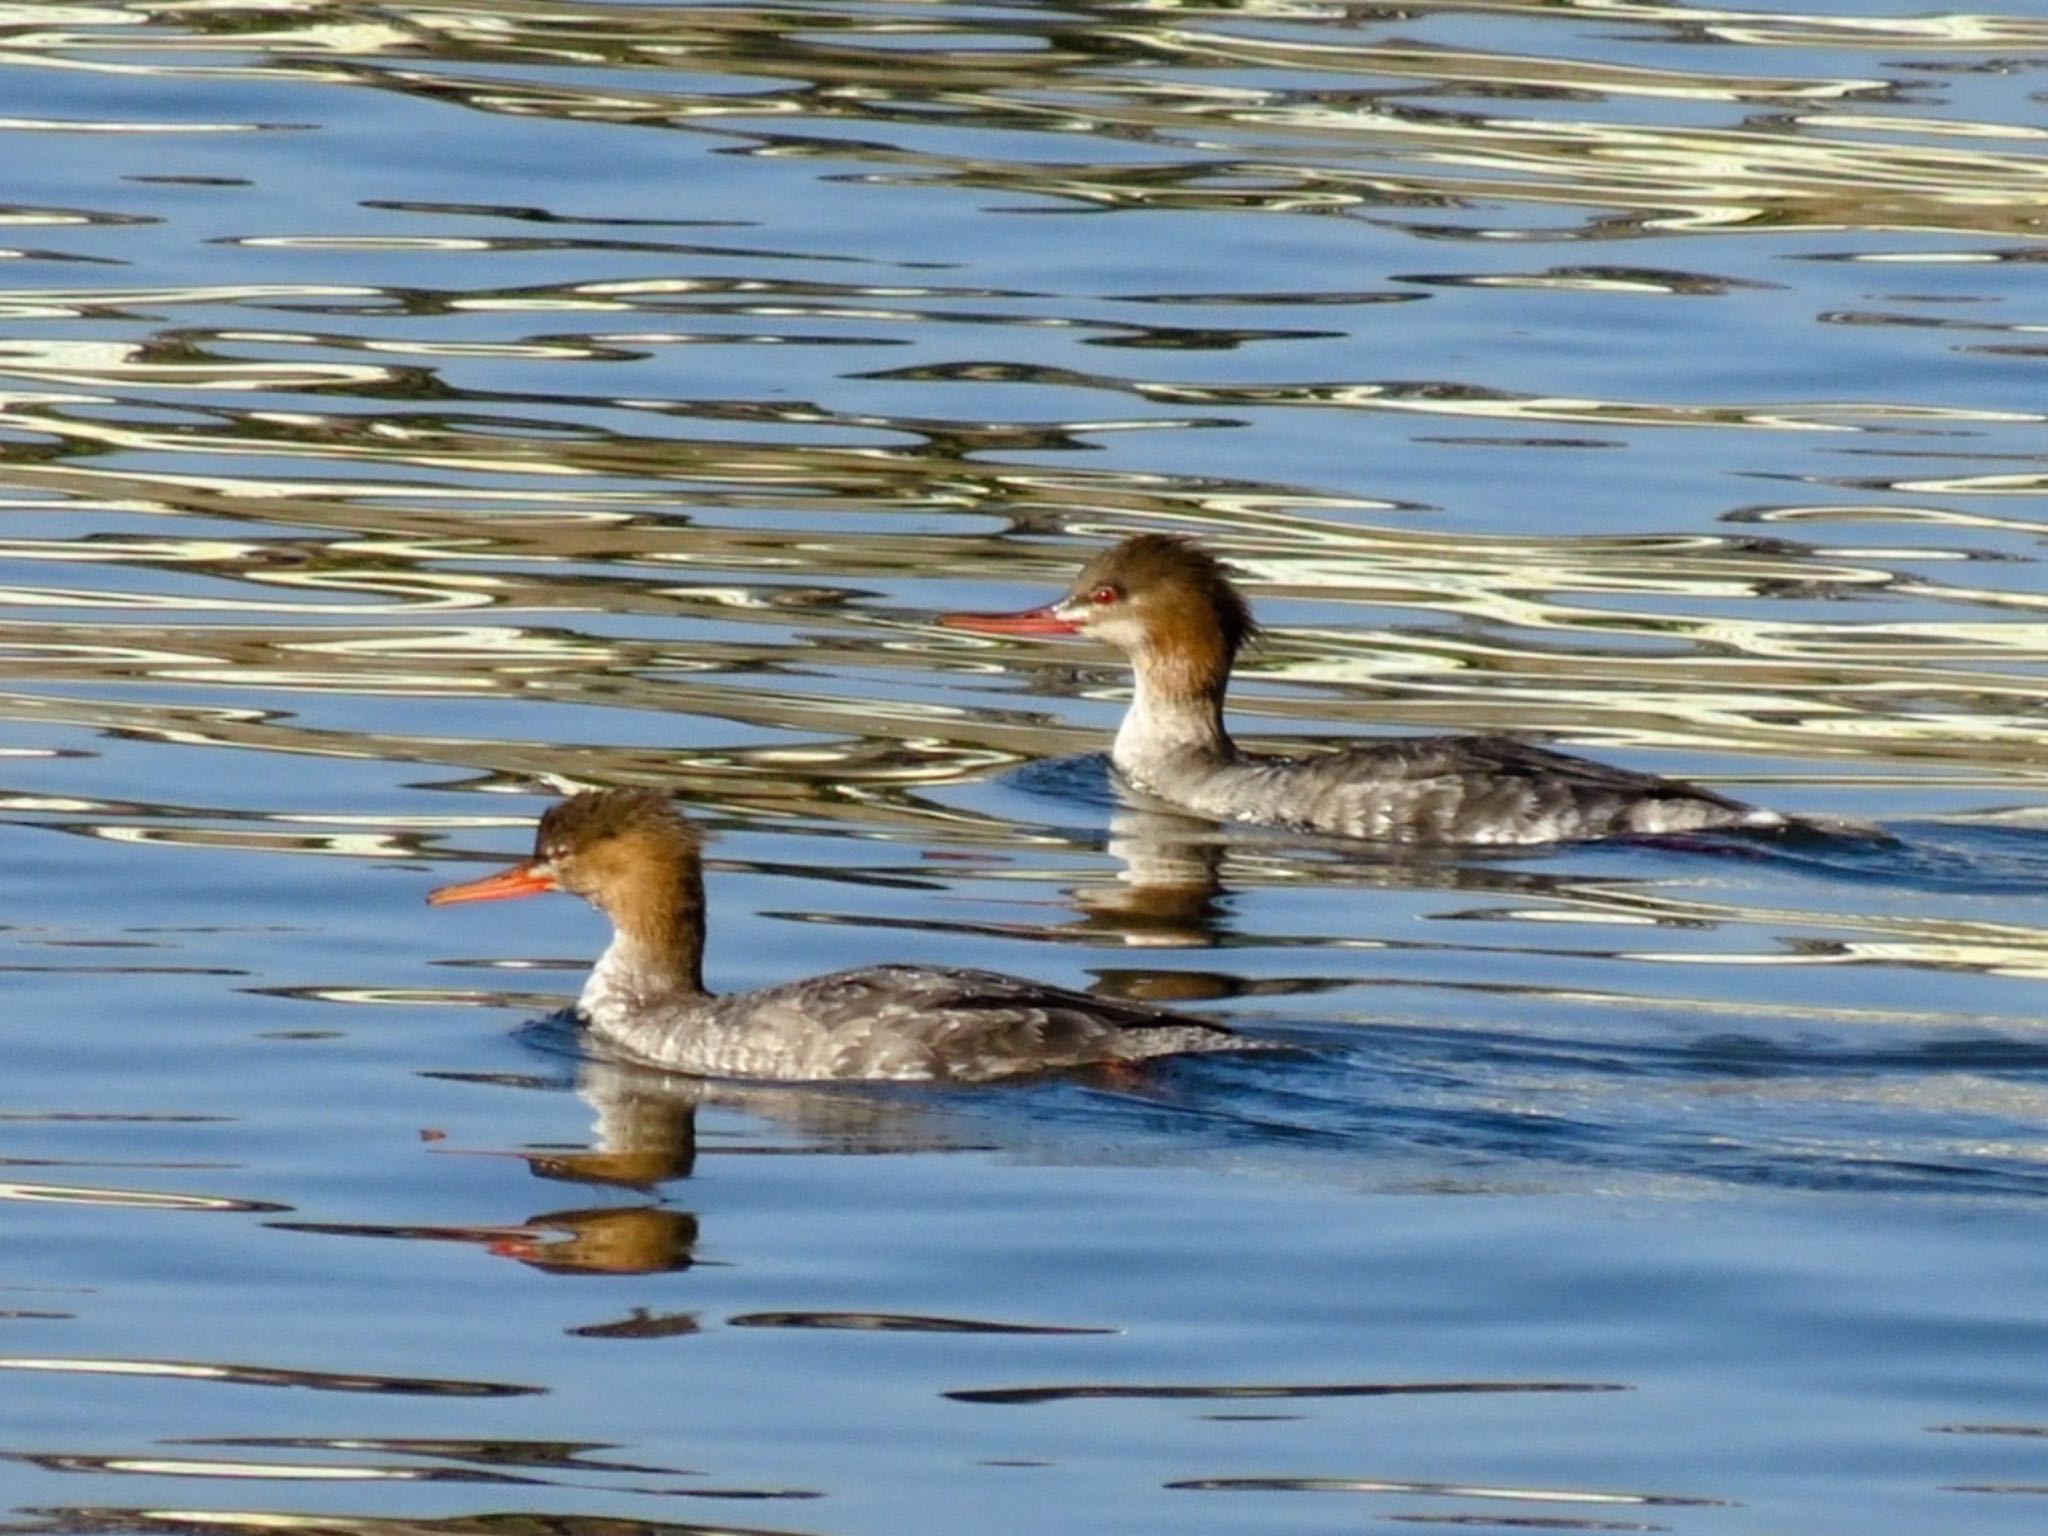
417,1012,2048,1210
401,795,2048,1210
1009,751,1124,813
1012,751,2048,901
1728,817,2048,896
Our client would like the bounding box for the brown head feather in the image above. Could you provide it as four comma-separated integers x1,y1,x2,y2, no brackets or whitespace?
535,788,706,993
534,787,696,864
1071,534,1257,660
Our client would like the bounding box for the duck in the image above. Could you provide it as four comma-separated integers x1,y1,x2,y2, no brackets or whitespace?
940,534,1794,846
427,788,1255,1081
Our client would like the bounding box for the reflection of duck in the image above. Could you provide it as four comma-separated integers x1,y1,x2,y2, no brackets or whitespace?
492,1205,699,1276
429,788,1263,1081
1068,805,1230,948
526,1064,698,1188
942,534,1792,846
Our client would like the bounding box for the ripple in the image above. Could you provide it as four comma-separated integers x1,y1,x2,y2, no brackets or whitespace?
1166,1476,1730,1507
167,1439,678,1474
865,361,2046,433
0,1357,538,1396
2,7,2046,1536
948,1379,1628,1405
729,1311,1116,1335
0,1182,284,1212
3,1513,825,1536
6,1452,523,1485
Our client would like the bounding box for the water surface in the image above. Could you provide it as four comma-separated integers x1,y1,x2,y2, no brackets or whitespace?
4,3,2048,1534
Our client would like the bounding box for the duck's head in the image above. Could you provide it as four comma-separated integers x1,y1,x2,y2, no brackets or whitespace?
427,788,701,924
940,534,1256,664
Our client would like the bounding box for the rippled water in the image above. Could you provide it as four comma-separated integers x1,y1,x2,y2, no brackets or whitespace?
6,2,2048,1532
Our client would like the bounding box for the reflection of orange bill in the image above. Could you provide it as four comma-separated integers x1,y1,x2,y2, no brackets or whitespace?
426,861,556,906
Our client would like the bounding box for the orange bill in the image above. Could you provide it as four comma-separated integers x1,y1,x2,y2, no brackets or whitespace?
427,861,557,906
937,605,1080,636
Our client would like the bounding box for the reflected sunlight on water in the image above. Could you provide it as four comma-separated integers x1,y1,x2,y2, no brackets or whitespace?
3,2,2048,1535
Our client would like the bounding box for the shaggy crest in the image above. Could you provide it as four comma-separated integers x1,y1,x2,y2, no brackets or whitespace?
535,787,695,863
1071,534,1258,659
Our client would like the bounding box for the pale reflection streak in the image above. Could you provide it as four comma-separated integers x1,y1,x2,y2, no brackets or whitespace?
0,444,2039,818
84,825,429,859
880,365,2042,433
9,1453,509,1484
1103,0,2048,51
915,804,2048,998
171,1438,684,1477
0,463,2044,796
0,11,2037,900
0,1181,284,1212
1100,27,1883,102
0,1357,536,1395
0,341,390,391
1168,1472,1727,1506
1538,0,2048,49
806,849,2048,1008
1482,882,2048,981
0,118,272,134
1,1512,829,1536
0,6,2036,1533
1837,472,2048,499
13,1,2048,240
3,1438,831,1497
0,286,378,321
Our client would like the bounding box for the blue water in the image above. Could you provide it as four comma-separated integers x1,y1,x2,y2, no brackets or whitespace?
5,2,2048,1533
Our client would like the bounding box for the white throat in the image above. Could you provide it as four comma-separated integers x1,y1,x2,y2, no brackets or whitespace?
1112,659,1231,781
578,930,683,1032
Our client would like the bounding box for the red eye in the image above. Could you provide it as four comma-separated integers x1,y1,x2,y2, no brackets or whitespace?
1090,584,1119,606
